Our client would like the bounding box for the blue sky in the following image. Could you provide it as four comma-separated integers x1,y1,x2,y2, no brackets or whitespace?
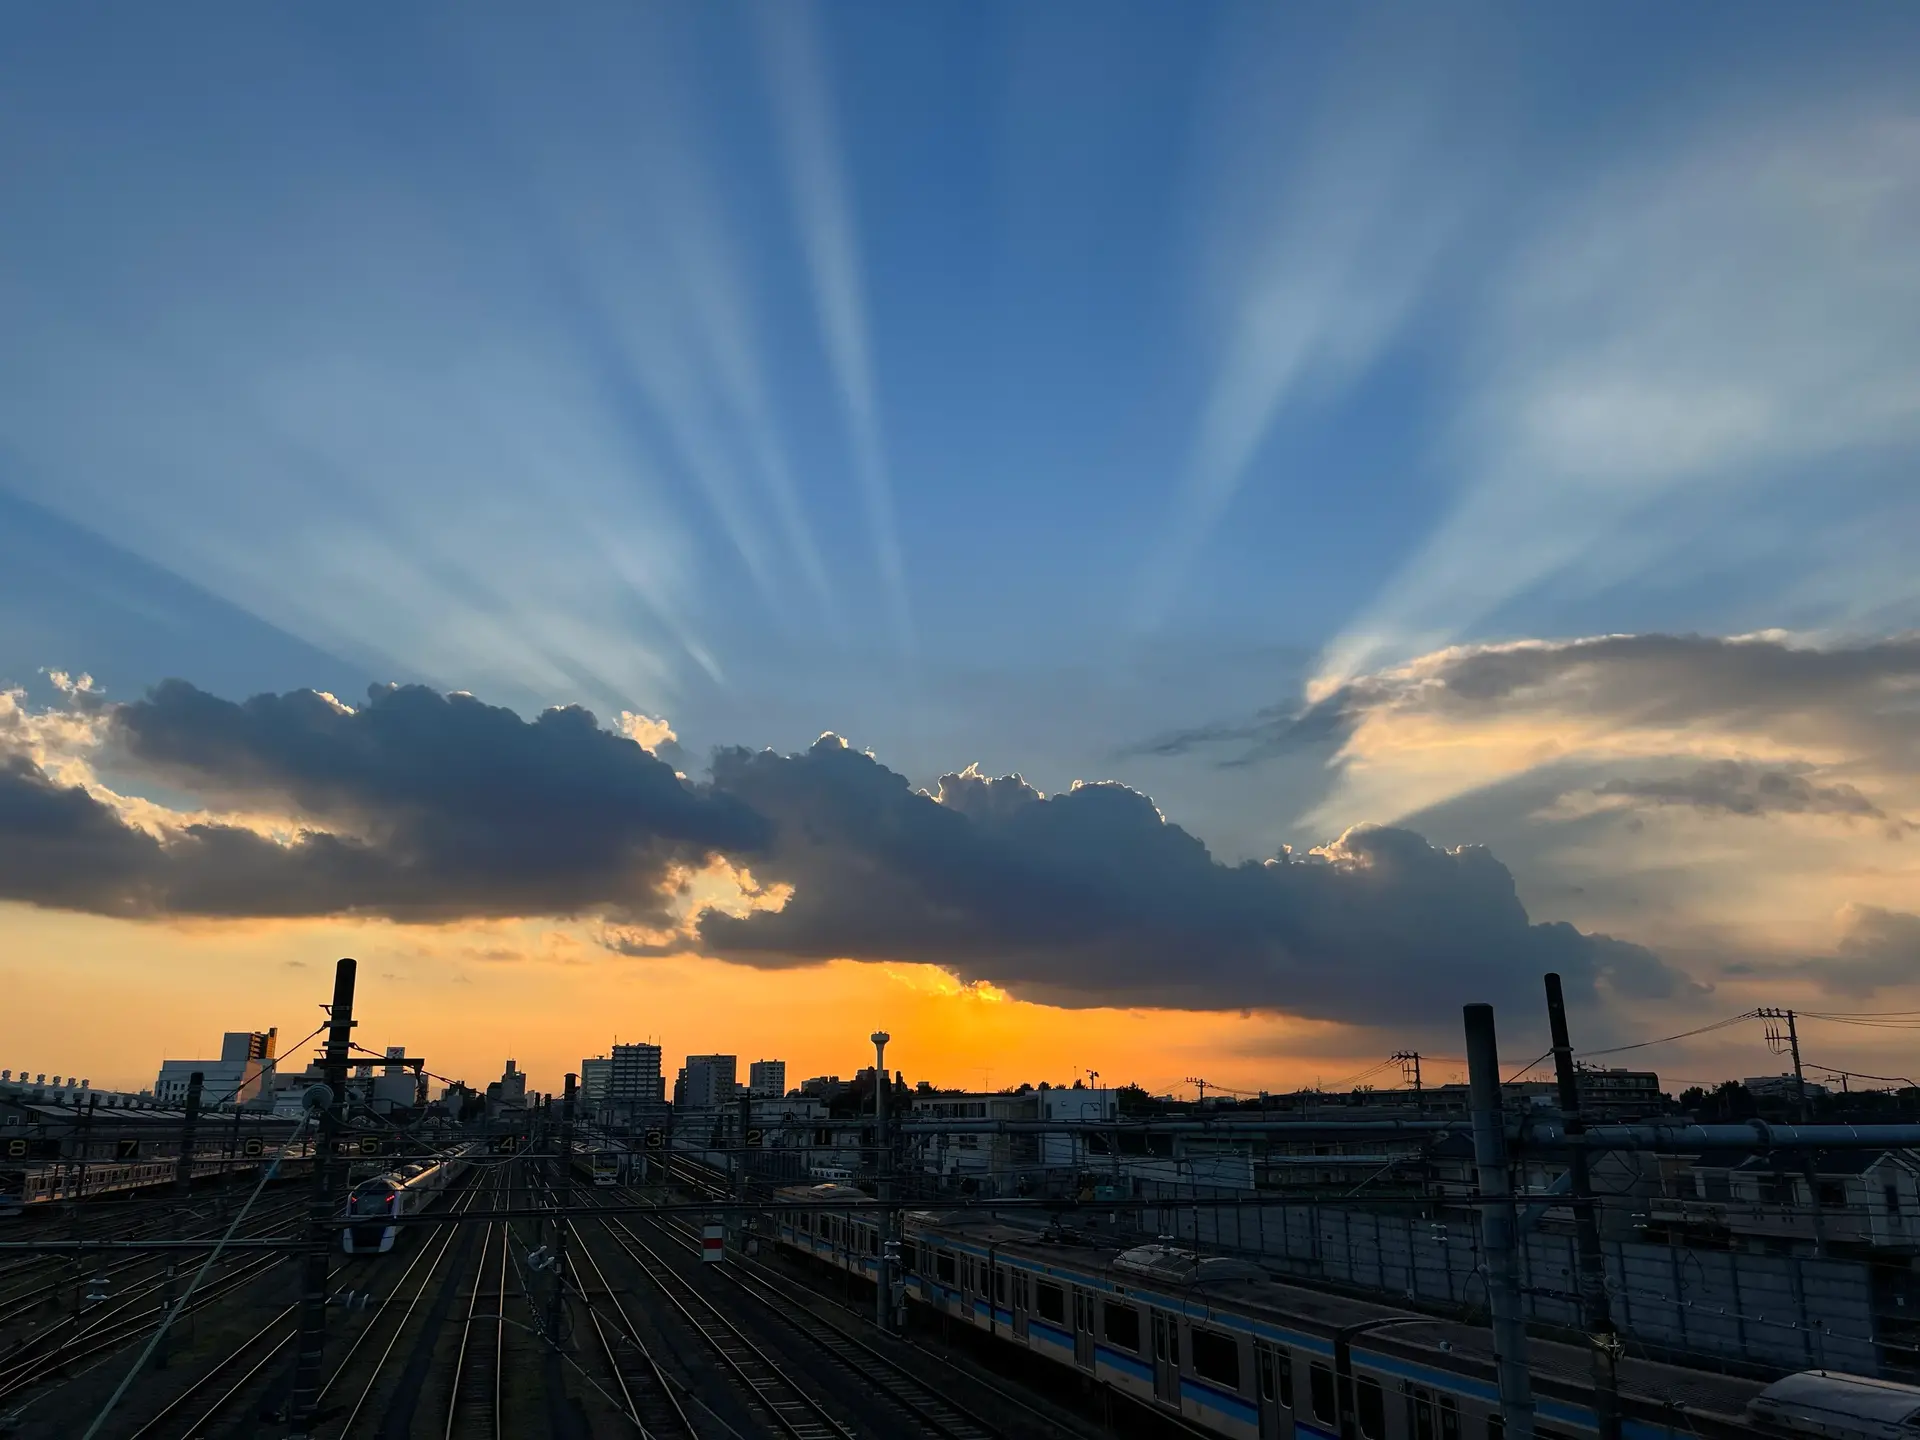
5,4,1920,1092
2,1,1916,865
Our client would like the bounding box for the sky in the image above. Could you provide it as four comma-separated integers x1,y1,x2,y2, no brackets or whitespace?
2,3,1917,1099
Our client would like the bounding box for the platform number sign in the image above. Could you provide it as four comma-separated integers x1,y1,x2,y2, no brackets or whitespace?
643,1130,664,1150
4,1137,26,1160
243,1136,265,1158
116,1138,141,1160
745,1128,764,1149
486,1134,526,1155
360,1137,383,1156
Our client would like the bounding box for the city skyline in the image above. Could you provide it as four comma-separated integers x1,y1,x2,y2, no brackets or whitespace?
4,6,1919,1098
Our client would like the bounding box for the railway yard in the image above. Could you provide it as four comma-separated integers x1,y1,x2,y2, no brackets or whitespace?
0,1145,1145,1440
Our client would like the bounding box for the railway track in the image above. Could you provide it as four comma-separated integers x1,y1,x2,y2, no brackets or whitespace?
441,1159,512,1440
576,1194,852,1440
650,1153,1078,1440
569,1215,699,1439
108,1157,501,1439
0,1198,310,1407
314,1168,492,1437
640,1208,1003,1440
0,1195,305,1329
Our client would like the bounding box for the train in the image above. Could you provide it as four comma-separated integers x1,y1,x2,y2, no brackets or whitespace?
768,1185,1788,1440
341,1144,475,1254
1748,1371,1920,1440
1,1144,315,1217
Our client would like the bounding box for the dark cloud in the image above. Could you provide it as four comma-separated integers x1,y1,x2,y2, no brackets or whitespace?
648,736,1699,1027
0,681,763,922
1727,906,1920,999
1590,761,1894,823
1137,632,1920,766
1,677,1705,1024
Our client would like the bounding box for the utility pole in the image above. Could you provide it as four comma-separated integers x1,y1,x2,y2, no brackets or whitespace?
1393,1052,1424,1114
549,1073,575,1342
290,958,357,1438
1464,1003,1535,1440
872,1031,894,1332
1544,974,1621,1440
1185,1076,1209,1104
1759,1007,1827,1257
734,1088,754,1256
154,1070,203,1372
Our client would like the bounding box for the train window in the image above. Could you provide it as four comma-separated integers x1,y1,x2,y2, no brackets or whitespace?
1034,1281,1067,1325
1487,1413,1504,1440
1440,1396,1460,1440
995,1268,1007,1305
1191,1328,1240,1388
936,1251,957,1285
1357,1377,1387,1440
1102,1300,1140,1353
798,1212,812,1233
1310,1364,1337,1425
1411,1386,1435,1440
1257,1347,1294,1407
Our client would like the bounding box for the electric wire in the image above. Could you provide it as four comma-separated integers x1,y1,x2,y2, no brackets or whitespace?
78,1110,316,1440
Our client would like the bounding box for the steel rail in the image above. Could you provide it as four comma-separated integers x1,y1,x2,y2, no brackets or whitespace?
584,1201,852,1440
328,1179,485,1435
639,1207,1001,1440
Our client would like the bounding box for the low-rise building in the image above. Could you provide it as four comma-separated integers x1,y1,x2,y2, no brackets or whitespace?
1648,1148,1920,1256
155,1030,279,1107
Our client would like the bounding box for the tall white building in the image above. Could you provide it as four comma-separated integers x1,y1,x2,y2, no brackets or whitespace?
675,1054,736,1109
580,1056,612,1104
749,1060,787,1098
609,1044,664,1108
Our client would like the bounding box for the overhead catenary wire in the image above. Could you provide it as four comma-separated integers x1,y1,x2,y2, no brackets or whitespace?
1577,1010,1760,1058
79,1110,317,1440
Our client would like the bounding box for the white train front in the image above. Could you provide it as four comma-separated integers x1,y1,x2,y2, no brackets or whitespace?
341,1145,472,1253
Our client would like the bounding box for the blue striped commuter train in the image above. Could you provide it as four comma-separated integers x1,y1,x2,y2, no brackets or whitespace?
770,1185,1774,1440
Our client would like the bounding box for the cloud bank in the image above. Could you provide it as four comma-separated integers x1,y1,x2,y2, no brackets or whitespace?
2,681,763,922
0,671,1693,1026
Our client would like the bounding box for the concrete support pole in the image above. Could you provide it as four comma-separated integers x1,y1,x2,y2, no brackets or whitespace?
738,1092,753,1197
549,1073,575,1341
1544,973,1620,1440
290,958,357,1437
872,1031,892,1332
1464,1003,1535,1440
154,1070,203,1371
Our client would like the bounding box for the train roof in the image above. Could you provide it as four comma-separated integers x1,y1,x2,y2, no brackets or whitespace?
909,1213,1768,1418
1368,1317,1764,1420
913,1215,1398,1329
1753,1370,1920,1424
776,1181,872,1201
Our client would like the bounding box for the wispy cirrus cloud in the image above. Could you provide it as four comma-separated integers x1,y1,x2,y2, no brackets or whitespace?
1316,100,1920,691
756,3,913,654
1134,11,1485,628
